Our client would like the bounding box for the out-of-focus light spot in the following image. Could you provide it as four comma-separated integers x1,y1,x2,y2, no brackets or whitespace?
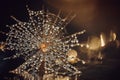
100,33,106,47
113,33,116,41
110,31,117,41
82,60,86,64
98,52,103,60
0,42,5,51
86,44,89,48
80,44,84,47
67,49,79,64
88,36,101,50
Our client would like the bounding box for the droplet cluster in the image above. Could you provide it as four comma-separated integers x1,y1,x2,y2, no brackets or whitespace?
1,7,86,79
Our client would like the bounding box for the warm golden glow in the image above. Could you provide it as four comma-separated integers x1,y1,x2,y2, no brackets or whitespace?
113,33,117,41
110,31,117,41
39,43,49,53
98,52,103,60
86,44,89,48
67,50,79,64
100,33,106,47
88,36,101,50
43,74,70,80
0,44,5,51
82,60,86,64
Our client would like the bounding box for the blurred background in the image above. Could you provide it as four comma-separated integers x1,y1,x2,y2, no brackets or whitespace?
0,0,120,80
